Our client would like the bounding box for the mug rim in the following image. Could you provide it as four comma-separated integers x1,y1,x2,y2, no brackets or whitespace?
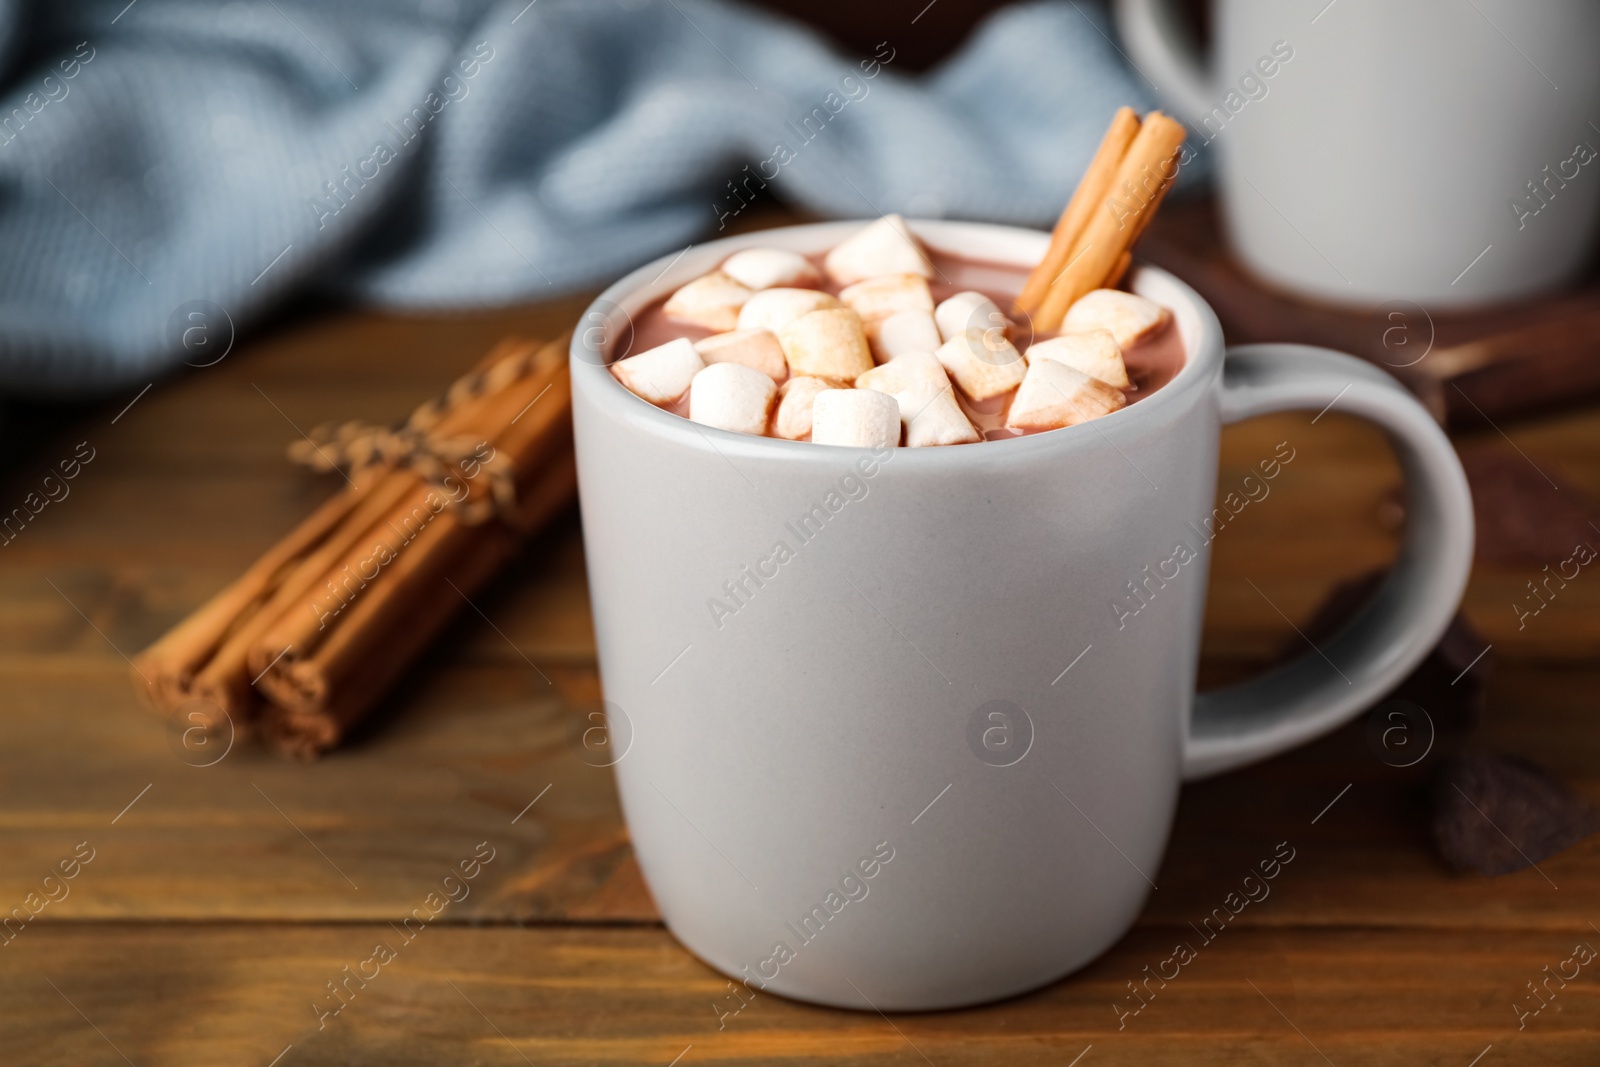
570,218,1225,462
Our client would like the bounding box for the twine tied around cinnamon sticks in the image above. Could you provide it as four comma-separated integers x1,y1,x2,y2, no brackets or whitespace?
133,334,577,760
1014,107,1187,330
285,344,548,525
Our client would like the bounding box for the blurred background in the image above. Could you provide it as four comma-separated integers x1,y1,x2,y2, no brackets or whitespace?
2,0,1595,411
4,2,1600,1062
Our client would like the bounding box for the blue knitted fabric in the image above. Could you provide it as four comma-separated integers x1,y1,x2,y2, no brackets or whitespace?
0,0,1178,390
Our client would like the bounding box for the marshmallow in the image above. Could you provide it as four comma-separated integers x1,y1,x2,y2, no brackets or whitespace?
778,308,875,381
934,329,1028,401
611,337,704,405
839,273,935,328
870,309,943,363
856,352,979,446
737,287,841,333
662,271,753,332
823,214,933,285
688,362,777,436
934,291,1012,343
810,388,902,448
774,375,836,440
1005,358,1127,432
857,351,940,419
907,390,983,447
721,247,821,291
694,328,788,381
1025,329,1130,388
1062,289,1172,348
856,351,945,417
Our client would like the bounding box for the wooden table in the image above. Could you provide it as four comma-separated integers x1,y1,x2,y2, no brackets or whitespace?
3,217,1598,1065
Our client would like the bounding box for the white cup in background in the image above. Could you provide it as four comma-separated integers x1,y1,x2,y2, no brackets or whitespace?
1115,0,1600,307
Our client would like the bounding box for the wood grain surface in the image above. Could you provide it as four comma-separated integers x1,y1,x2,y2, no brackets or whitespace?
2,218,1597,1062
6,925,1597,1066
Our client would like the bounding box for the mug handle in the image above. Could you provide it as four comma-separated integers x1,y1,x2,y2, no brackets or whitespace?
1183,344,1475,780
1111,0,1214,129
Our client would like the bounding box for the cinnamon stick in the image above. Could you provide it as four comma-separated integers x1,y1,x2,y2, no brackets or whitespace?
1105,250,1134,290
133,332,579,757
1030,111,1187,332
130,481,368,714
250,349,569,680
142,345,549,725
185,470,417,722
256,365,572,720
260,441,576,759
1014,107,1141,317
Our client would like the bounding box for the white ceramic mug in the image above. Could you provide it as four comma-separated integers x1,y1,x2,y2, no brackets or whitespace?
570,220,1473,1011
1115,0,1600,306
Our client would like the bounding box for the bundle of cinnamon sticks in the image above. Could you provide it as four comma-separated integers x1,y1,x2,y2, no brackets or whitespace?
1015,107,1187,330
134,335,577,759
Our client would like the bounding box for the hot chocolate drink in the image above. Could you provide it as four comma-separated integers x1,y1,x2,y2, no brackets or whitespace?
608,215,1185,448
